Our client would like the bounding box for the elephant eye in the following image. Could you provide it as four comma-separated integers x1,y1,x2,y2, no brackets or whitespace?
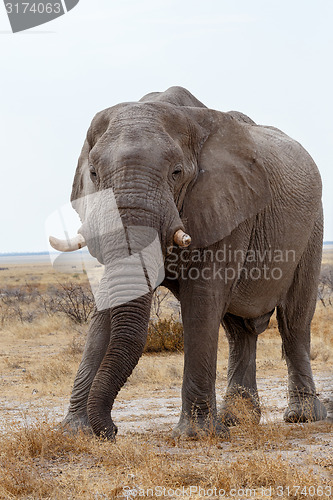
172,165,182,180
89,165,97,180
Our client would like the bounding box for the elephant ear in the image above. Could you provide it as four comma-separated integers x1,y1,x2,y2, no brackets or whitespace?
181,109,272,248
70,138,97,222
70,109,111,220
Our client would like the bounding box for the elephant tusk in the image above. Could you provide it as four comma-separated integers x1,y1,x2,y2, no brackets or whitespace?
173,229,191,247
49,233,87,252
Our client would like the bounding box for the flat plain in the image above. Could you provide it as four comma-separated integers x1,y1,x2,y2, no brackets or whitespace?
0,250,332,499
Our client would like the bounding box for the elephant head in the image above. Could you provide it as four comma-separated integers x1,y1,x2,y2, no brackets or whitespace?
49,86,271,439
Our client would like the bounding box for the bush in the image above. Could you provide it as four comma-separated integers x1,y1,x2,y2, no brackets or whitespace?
145,318,184,353
0,281,94,326
318,266,333,308
0,284,39,325
43,282,94,324
144,288,183,353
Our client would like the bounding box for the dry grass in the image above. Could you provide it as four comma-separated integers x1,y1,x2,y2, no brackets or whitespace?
0,411,331,499
0,258,332,498
322,247,333,266
130,352,183,382
311,305,333,349
0,261,87,290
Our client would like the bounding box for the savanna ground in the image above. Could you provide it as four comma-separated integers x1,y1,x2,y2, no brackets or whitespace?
0,251,332,499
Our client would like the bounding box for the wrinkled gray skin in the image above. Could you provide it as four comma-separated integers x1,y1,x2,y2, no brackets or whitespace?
61,86,327,440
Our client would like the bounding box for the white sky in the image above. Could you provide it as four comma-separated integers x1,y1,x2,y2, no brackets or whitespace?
0,0,332,252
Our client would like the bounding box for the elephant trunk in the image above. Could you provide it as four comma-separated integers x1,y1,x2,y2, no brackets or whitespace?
86,228,157,439
54,183,190,438
87,291,152,439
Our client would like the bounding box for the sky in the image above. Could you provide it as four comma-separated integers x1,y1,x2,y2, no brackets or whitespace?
0,0,332,253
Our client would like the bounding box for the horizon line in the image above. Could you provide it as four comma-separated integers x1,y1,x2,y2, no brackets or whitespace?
1,241,333,257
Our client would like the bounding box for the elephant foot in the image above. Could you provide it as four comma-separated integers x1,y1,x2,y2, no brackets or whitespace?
172,413,230,440
87,411,118,442
95,423,118,442
220,389,261,426
61,412,118,441
284,396,327,423
60,412,93,435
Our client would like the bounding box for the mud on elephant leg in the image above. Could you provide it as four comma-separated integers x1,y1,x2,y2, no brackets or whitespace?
277,225,327,423
61,309,111,433
220,313,261,426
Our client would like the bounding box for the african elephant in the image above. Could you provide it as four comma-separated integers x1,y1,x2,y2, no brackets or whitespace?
50,86,327,440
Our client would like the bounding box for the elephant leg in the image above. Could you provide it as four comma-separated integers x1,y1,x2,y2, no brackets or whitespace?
62,309,111,431
173,281,229,438
220,313,261,426
277,222,327,423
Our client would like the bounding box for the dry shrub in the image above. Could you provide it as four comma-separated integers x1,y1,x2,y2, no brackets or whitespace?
44,281,95,324
318,266,333,307
145,288,183,353
0,279,94,329
145,318,184,353
0,284,40,326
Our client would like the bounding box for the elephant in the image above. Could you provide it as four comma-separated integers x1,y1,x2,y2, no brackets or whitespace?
50,86,327,440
